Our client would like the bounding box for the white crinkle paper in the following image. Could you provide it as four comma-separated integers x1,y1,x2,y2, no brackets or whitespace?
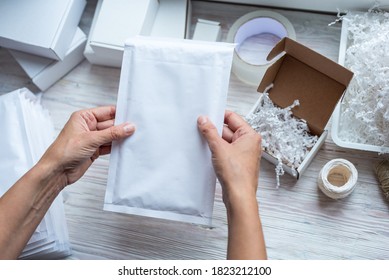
246,85,318,186
338,11,389,147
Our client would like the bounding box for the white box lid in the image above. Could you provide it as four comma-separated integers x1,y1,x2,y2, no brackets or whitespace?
90,0,158,49
150,0,189,38
192,19,221,42
0,0,86,60
10,28,86,79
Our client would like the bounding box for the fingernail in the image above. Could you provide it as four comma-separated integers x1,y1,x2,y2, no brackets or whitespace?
198,116,208,125
123,123,135,133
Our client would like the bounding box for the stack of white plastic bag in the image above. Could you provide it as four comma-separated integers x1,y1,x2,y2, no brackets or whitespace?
104,37,234,226
0,88,70,259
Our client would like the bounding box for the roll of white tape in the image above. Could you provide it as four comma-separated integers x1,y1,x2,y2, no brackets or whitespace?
226,10,296,86
317,159,358,199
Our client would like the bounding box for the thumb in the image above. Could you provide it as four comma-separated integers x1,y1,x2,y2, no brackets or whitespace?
197,116,224,153
93,122,135,146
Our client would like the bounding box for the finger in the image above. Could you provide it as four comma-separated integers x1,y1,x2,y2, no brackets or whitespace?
224,110,250,132
197,116,225,154
89,106,116,122
93,122,135,146
222,125,234,143
97,119,115,131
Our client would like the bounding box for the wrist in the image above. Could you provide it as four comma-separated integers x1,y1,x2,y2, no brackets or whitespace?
223,182,259,217
34,157,68,190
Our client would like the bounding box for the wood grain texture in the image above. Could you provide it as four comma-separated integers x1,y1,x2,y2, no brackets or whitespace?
1,0,388,259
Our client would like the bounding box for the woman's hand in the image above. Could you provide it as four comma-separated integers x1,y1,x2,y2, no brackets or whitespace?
40,106,135,186
197,110,266,260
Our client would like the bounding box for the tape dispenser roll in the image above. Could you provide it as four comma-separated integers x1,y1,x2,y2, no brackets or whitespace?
317,159,358,199
227,10,296,86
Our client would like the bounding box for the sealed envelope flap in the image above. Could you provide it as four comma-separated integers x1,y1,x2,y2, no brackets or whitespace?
258,37,353,136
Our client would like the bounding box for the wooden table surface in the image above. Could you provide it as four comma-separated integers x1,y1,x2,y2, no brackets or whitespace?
0,0,388,260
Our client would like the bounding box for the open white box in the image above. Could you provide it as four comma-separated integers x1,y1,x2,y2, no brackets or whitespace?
10,28,86,92
0,0,86,60
85,0,191,67
248,38,353,178
331,13,389,154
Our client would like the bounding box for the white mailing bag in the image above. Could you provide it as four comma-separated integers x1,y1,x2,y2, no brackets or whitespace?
104,37,234,226
0,88,70,259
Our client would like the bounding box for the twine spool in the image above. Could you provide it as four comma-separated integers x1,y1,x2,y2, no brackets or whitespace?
375,160,389,200
317,159,358,199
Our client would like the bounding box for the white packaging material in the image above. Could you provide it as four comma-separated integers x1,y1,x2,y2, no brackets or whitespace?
192,19,222,42
204,0,389,13
331,11,389,153
85,0,190,67
88,0,159,67
9,28,86,92
0,88,71,259
0,0,86,60
84,0,105,66
246,89,319,186
150,0,191,38
105,37,234,226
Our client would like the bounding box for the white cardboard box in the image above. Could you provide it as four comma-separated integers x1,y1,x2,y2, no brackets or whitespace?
150,0,191,39
10,28,87,92
331,13,389,154
192,19,222,42
0,0,86,61
205,0,389,13
84,0,106,66
85,0,191,67
88,0,159,67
